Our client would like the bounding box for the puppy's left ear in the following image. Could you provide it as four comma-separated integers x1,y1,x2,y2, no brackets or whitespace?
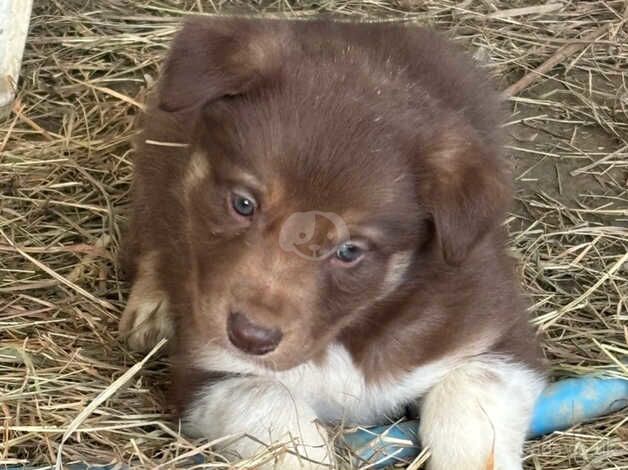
157,17,287,112
421,127,511,266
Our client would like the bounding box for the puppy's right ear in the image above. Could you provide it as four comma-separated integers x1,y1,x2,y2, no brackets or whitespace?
420,125,511,266
157,17,286,112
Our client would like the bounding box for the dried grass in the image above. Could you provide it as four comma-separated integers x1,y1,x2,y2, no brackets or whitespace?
1,1,626,469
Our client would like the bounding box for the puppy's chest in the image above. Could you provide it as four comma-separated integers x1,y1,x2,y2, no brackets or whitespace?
274,345,452,425
197,344,454,425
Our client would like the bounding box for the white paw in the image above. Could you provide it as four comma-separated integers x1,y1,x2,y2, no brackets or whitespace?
420,357,545,470
183,377,333,469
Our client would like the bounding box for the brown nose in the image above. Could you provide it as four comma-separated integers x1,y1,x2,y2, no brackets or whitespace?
227,312,283,355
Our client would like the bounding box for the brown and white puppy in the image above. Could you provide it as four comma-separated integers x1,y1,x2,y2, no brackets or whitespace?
120,17,545,470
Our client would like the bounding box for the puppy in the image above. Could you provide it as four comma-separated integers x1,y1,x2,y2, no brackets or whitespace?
120,17,545,470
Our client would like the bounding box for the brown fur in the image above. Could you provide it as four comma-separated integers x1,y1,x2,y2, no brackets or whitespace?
121,16,541,416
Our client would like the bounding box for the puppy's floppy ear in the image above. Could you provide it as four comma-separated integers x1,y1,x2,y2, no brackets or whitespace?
157,16,286,112
421,126,511,265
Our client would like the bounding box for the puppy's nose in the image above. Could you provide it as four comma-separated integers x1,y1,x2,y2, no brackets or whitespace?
227,312,283,355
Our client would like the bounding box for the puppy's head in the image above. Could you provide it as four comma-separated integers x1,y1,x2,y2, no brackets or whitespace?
159,17,510,369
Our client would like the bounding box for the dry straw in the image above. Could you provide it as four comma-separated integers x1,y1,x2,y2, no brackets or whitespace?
1,1,626,469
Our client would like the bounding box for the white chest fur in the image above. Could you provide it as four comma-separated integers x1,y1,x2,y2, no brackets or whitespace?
195,343,456,425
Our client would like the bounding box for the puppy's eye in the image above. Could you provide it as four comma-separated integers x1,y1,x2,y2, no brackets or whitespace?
335,242,363,264
231,193,256,217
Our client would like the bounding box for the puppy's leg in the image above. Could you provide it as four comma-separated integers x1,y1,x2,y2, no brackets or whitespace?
119,251,174,351
183,376,332,469
419,357,545,470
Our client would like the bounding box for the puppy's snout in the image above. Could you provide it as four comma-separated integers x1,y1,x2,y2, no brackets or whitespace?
227,312,283,355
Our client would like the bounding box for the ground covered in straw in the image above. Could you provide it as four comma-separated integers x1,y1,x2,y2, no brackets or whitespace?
1,1,626,469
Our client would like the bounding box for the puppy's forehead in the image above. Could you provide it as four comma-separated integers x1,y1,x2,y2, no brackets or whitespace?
198,56,418,219
266,154,411,219
258,116,411,214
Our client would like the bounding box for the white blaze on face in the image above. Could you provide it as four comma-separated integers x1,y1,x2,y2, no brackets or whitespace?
377,250,413,301
183,151,210,195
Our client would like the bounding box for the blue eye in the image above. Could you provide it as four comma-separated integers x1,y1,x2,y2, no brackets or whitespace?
335,242,363,263
231,193,256,217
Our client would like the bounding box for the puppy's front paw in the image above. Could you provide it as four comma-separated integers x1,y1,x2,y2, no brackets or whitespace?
183,377,333,469
119,252,174,352
119,291,173,351
419,357,545,470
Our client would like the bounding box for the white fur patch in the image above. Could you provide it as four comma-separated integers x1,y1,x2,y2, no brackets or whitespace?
183,151,210,193
185,343,451,469
377,250,413,301
419,356,546,470
193,343,460,424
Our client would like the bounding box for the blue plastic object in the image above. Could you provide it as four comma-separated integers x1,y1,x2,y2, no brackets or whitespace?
3,376,626,470
528,376,628,437
342,376,628,468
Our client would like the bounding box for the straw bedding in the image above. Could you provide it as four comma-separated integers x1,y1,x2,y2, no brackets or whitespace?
1,1,626,468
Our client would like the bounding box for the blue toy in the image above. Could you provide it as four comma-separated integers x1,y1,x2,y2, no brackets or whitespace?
4,376,627,470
